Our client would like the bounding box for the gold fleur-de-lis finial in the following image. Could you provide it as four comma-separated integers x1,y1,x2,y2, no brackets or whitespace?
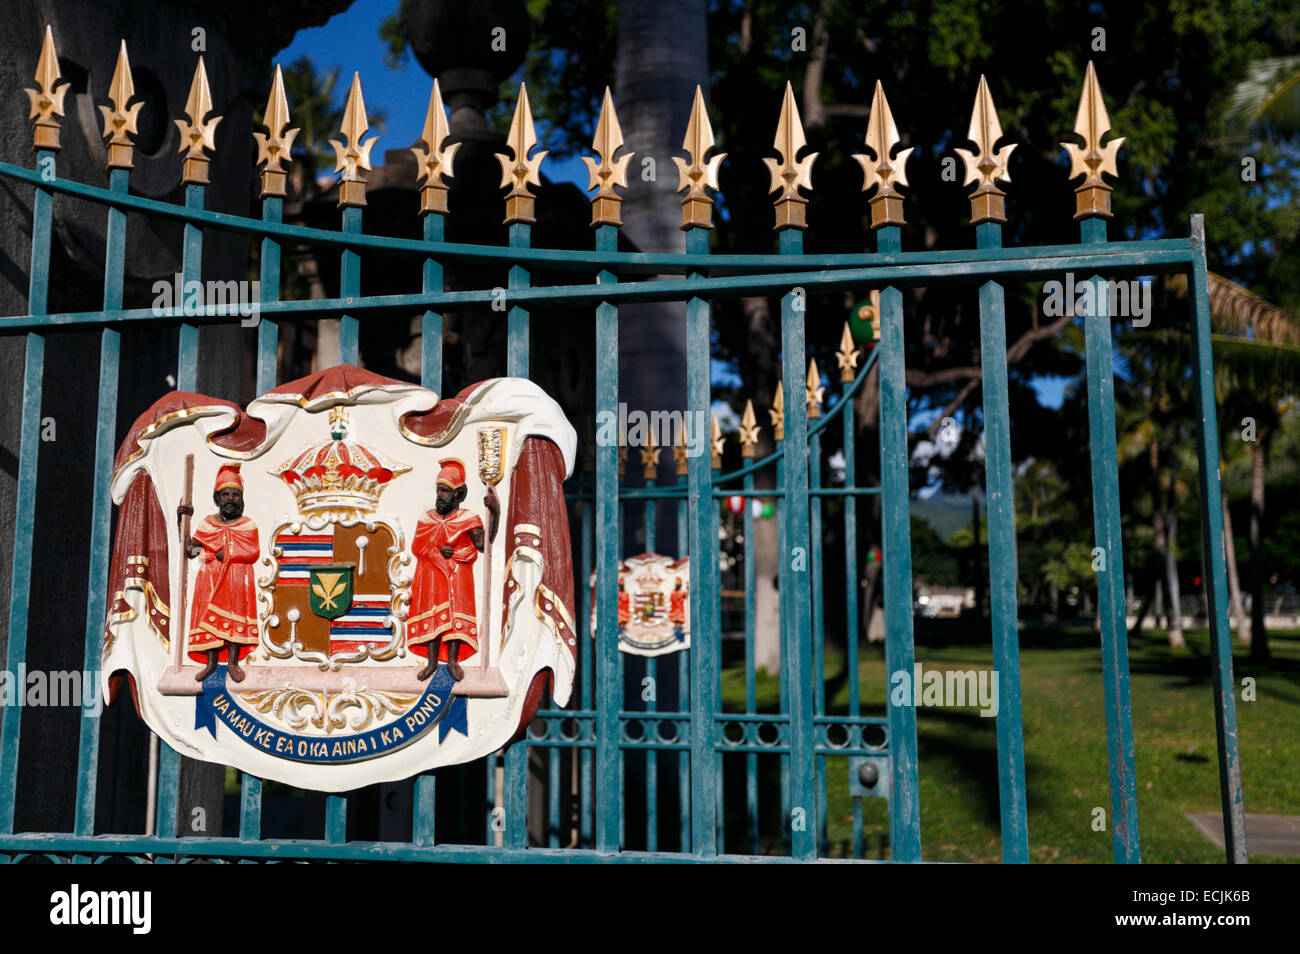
673,441,689,477
739,400,760,458
806,358,824,418
836,322,861,382
673,85,727,230
856,289,882,342
1060,61,1124,220
496,83,548,225
255,65,298,199
853,81,913,229
26,26,68,151
98,40,142,170
175,57,221,185
582,87,633,228
330,72,378,208
770,381,786,442
640,429,661,480
763,81,818,231
710,414,724,469
954,75,1015,225
412,80,458,215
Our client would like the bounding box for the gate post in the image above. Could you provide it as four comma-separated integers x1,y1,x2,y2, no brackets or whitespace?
1187,215,1248,863
858,81,922,862
1067,63,1140,863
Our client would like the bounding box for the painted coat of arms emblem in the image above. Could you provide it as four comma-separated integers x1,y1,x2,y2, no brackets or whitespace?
591,553,690,656
101,366,577,791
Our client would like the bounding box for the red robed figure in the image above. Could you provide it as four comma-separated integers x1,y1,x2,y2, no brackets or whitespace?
408,460,484,662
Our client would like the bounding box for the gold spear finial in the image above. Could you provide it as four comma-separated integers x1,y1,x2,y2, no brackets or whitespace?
175,57,221,185
673,441,689,477
98,40,142,170
763,81,818,231
582,87,633,228
412,79,458,215
1060,61,1124,220
255,64,299,199
496,83,548,225
853,81,913,228
640,429,661,480
673,85,727,230
739,400,760,458
806,358,825,418
836,322,861,382
330,72,377,207
710,414,724,469
26,26,68,151
954,75,1015,225
770,381,785,441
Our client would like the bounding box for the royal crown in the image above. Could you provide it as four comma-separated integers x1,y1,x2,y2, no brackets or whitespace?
272,406,410,519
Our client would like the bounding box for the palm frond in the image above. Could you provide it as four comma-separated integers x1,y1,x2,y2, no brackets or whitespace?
1168,272,1300,347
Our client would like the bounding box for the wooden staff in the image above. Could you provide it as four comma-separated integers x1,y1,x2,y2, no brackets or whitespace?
477,428,505,679
173,454,194,671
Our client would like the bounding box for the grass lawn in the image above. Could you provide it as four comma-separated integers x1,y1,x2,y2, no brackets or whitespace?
720,624,1300,862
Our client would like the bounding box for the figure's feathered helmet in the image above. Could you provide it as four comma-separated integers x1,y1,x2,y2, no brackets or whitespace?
215,463,243,492
436,458,467,490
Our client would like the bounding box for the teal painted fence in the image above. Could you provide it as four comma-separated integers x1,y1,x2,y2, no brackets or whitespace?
0,37,1248,863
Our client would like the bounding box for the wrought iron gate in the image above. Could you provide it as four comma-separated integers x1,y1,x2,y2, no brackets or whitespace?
0,30,1246,863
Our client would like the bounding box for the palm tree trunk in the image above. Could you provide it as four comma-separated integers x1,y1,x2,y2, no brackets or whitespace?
1249,436,1270,661
1221,484,1250,642
1163,468,1185,647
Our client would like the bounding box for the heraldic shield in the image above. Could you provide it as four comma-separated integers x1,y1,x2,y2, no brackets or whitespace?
101,366,578,791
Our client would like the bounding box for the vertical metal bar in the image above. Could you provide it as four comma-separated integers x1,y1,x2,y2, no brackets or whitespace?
256,197,282,394
244,192,283,843
485,756,497,843
1187,214,1247,863
677,499,690,854
646,660,658,851
580,499,593,847
69,168,130,847
413,217,442,848
594,224,620,853
976,221,1029,863
810,426,827,855
413,771,436,847
711,455,725,854
507,223,531,378
876,224,921,862
843,391,864,858
775,453,791,854
643,489,657,845
1080,216,1140,863
239,775,262,843
501,220,533,847
547,746,560,848
421,212,444,393
779,227,816,861
0,146,54,834
176,183,203,392
156,181,207,845
504,740,528,849
338,205,362,365
325,794,347,844
686,226,718,856
743,469,758,852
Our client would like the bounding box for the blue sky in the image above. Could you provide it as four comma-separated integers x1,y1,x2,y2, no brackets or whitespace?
278,0,590,188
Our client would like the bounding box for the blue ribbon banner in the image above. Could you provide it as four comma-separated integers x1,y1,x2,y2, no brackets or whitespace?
194,664,468,762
